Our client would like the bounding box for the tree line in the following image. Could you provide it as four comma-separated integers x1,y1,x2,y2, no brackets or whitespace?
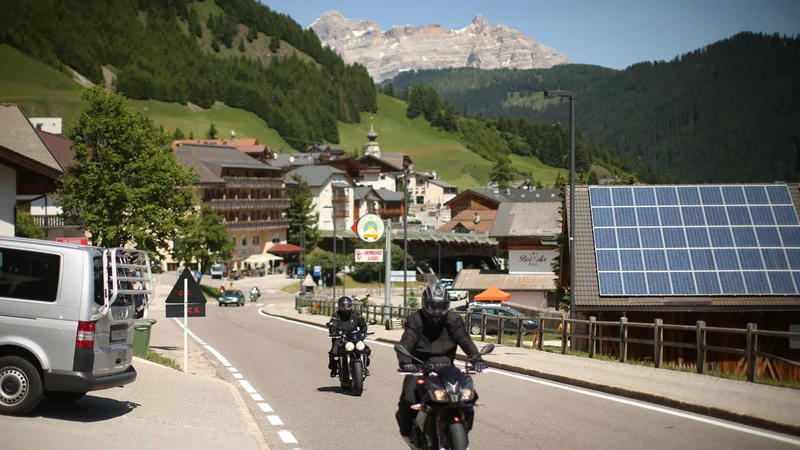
0,0,377,149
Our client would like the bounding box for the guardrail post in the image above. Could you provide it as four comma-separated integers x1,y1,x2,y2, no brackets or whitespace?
480,311,487,342
654,318,663,368
537,317,544,351
619,317,628,363
588,316,597,358
696,321,706,374
561,317,568,355
746,323,757,382
516,316,523,347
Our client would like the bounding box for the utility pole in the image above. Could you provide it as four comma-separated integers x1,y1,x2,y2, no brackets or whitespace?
384,219,392,323
332,204,337,300
403,168,409,308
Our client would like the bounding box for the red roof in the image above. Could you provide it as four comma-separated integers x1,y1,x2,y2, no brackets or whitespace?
267,243,305,254
36,130,74,170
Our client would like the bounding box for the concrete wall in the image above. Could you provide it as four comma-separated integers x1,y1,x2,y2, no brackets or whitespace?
29,117,62,135
0,164,16,236
505,291,548,309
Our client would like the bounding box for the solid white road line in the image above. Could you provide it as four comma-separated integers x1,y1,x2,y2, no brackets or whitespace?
257,307,800,446
267,415,284,425
278,430,298,444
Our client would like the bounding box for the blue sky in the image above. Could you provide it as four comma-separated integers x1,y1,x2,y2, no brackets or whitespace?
260,0,800,69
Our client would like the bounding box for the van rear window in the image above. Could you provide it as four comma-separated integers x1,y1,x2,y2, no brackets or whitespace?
0,247,61,302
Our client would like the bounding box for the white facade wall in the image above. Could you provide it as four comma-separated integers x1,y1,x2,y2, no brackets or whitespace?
29,117,63,135
0,164,15,236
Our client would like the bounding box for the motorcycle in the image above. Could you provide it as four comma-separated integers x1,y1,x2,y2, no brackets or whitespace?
249,289,260,302
395,343,495,450
329,329,374,396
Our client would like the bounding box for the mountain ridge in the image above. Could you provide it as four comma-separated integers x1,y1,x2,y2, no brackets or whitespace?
310,11,571,82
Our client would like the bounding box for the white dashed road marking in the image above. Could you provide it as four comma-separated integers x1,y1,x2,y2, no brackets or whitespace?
172,317,301,445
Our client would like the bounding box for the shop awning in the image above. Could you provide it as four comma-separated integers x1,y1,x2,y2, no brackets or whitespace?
245,253,284,264
267,243,305,254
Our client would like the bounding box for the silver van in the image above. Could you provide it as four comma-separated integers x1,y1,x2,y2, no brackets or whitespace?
0,236,153,415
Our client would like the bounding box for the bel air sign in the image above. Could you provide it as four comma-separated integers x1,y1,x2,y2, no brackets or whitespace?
509,249,557,275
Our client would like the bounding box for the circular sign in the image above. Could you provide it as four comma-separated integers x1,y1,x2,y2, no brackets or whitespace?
356,214,385,242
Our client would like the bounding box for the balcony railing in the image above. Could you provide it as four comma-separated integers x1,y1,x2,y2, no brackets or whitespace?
332,195,348,203
30,215,83,229
334,210,349,218
222,177,283,188
209,198,290,210
226,219,290,232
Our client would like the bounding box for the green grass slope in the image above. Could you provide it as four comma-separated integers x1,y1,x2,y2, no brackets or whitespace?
0,44,291,149
338,94,566,190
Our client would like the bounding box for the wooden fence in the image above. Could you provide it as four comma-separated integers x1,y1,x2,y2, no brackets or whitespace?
295,297,800,383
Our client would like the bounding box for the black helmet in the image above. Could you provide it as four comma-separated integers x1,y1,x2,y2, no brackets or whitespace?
421,284,451,325
338,296,354,313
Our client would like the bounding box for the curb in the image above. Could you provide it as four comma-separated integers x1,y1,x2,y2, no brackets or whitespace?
265,309,800,437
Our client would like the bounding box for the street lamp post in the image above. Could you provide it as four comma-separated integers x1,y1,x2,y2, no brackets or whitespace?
544,90,577,336
323,205,337,300
403,168,410,308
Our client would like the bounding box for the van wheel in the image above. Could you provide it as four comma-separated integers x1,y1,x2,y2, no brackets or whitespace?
45,391,86,404
0,355,43,416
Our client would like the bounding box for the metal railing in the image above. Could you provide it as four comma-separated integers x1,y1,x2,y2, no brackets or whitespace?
222,177,283,188
30,215,82,228
225,219,290,231
295,299,800,383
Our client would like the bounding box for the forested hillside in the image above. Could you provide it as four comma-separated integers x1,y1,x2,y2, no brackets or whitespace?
0,0,376,149
533,32,800,183
385,64,617,118
385,33,800,183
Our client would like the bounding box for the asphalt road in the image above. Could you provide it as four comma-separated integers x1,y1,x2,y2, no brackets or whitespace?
183,293,800,450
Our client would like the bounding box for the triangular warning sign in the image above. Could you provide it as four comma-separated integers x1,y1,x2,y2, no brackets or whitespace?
351,220,359,234
165,268,207,305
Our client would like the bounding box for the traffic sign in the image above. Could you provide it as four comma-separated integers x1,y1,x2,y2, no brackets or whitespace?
313,265,322,276
456,261,463,272
390,270,416,282
355,249,384,263
165,268,207,318
351,214,384,242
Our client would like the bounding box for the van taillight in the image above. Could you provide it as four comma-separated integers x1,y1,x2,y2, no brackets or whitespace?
76,321,95,348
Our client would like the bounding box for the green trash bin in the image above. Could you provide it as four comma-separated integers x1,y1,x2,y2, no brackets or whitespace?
133,318,157,358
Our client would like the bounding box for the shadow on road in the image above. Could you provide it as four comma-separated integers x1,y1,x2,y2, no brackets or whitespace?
316,386,344,394
151,345,180,351
32,395,140,422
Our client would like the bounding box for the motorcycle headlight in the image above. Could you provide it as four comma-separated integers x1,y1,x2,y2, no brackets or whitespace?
433,389,447,402
355,341,365,351
461,388,473,401
345,342,355,352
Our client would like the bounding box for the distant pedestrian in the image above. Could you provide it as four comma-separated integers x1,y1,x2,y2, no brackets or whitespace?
219,284,226,294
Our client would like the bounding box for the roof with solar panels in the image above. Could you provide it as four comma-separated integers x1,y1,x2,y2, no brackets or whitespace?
565,183,800,310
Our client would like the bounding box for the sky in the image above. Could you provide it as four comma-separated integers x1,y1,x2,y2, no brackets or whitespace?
260,0,800,69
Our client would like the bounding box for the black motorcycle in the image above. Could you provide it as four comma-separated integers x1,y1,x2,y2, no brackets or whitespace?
395,343,495,450
330,329,374,396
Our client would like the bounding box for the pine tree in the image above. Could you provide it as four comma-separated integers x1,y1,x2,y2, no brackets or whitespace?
188,7,202,38
206,13,215,30
490,157,514,189
188,131,195,139
268,37,278,53
238,39,245,52
173,127,185,140
286,174,320,249
588,170,600,185
211,38,220,52
247,26,257,42
206,122,218,139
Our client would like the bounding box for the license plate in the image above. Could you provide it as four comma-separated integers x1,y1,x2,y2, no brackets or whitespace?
111,329,127,342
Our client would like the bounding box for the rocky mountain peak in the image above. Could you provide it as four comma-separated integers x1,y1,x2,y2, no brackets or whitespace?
309,11,571,82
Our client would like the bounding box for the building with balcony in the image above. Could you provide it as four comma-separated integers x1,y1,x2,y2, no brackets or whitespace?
173,138,274,162
174,143,290,271
353,186,405,222
2,104,64,236
285,165,355,232
319,157,396,192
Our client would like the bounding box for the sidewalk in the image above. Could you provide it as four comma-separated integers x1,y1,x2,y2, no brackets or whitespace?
263,300,800,436
0,358,264,450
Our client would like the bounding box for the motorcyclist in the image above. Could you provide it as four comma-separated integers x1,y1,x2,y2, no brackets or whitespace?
327,296,372,378
394,284,488,438
250,285,260,301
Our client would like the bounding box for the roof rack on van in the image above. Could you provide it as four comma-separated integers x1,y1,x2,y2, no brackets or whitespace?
92,248,153,320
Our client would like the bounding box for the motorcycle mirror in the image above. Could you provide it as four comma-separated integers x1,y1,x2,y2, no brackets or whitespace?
480,343,495,355
394,344,412,358
369,319,377,325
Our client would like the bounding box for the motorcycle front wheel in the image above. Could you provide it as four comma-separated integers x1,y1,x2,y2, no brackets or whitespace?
448,422,468,450
351,360,364,396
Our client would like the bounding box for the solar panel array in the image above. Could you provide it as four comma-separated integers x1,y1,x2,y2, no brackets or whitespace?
588,185,800,297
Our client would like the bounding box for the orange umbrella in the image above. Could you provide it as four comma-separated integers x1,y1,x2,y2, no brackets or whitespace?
473,286,511,302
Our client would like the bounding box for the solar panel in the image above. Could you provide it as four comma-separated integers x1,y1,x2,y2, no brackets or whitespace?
589,184,800,296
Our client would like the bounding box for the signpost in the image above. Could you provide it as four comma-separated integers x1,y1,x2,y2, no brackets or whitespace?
391,270,416,283
355,249,384,263
352,214,385,242
313,265,322,277
165,268,207,372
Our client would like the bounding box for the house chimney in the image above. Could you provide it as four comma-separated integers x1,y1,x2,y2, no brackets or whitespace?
505,188,511,196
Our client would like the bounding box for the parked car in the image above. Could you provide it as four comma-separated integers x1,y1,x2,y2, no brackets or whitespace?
219,289,245,307
438,278,455,289
466,305,538,336
0,237,149,416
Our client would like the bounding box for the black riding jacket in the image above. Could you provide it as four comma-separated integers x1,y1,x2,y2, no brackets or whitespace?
397,310,480,366
329,310,367,334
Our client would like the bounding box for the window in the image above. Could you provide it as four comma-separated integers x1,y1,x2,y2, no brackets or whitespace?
0,247,61,302
242,237,247,247
253,235,260,246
